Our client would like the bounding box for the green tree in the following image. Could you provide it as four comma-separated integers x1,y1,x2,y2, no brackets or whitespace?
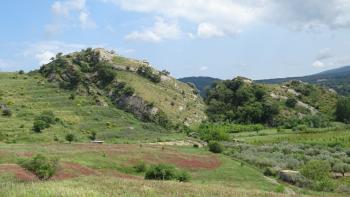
332,163,350,177
335,97,350,123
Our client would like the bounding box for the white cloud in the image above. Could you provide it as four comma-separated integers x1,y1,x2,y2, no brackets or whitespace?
126,17,182,42
312,60,326,68
197,23,225,38
48,0,96,34
103,0,350,39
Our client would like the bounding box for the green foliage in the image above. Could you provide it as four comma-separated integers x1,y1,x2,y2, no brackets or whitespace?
332,163,350,176
65,133,76,143
208,141,224,153
198,126,229,142
89,131,97,141
96,61,116,86
205,78,279,125
285,98,297,108
301,160,330,181
18,154,59,180
33,111,57,132
134,161,147,173
137,66,161,83
33,119,50,133
176,170,191,182
335,97,350,123
145,164,177,180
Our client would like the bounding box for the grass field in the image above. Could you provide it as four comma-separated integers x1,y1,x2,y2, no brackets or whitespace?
0,143,295,197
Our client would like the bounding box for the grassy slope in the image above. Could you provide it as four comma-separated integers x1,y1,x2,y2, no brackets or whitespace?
116,71,206,126
0,143,288,196
0,72,183,143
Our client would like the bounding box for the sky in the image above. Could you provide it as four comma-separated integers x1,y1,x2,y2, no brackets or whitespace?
1,0,350,80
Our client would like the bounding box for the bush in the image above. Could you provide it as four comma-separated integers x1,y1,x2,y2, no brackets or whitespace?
2,108,12,117
134,161,147,173
65,133,76,143
137,66,161,83
301,160,330,181
145,164,177,180
286,98,298,108
33,111,56,132
208,141,224,153
33,119,50,133
176,170,191,182
89,131,97,141
312,178,336,192
18,154,59,180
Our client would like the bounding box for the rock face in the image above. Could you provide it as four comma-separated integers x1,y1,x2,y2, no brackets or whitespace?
113,95,159,121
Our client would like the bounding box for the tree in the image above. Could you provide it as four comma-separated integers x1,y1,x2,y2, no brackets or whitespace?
332,163,350,177
335,97,350,123
65,133,76,143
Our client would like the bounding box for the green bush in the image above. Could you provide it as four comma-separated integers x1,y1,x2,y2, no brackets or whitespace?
33,111,56,132
312,178,336,192
18,154,59,180
33,119,50,133
286,98,298,108
65,133,76,143
137,66,161,83
208,141,224,153
145,164,177,180
176,170,191,182
301,160,330,181
134,161,147,173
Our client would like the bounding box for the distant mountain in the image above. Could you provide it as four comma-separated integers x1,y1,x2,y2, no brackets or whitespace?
256,65,350,96
178,76,221,97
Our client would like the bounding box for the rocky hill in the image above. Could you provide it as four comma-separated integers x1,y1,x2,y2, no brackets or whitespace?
39,48,206,128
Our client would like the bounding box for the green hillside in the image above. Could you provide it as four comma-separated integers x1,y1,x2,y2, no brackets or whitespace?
0,72,183,143
39,48,206,128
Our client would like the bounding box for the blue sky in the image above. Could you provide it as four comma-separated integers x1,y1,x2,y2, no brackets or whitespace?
1,0,350,80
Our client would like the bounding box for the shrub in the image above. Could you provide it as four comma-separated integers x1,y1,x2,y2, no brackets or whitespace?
65,133,76,143
33,111,56,132
312,178,336,192
145,164,177,180
33,119,50,133
137,66,161,83
18,154,59,180
89,131,97,141
18,70,25,74
208,141,224,153
2,108,12,117
286,98,298,108
176,170,191,182
134,161,147,173
301,160,331,181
